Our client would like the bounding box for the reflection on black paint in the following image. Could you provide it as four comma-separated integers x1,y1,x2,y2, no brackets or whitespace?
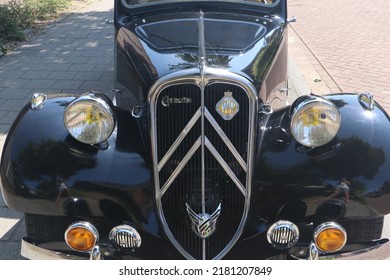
13,139,96,197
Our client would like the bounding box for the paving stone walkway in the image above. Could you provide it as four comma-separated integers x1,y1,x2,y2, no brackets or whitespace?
289,0,390,113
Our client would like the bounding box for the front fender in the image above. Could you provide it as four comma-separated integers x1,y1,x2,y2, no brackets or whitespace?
0,94,158,234
253,93,390,222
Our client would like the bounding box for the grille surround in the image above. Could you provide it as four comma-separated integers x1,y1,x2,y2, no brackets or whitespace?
149,68,257,259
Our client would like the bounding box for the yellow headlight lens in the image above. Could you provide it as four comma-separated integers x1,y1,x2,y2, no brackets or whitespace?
290,96,341,147
314,222,347,253
65,222,99,252
64,93,115,145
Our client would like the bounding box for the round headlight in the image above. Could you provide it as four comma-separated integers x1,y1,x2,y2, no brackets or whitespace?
290,95,341,147
64,93,115,145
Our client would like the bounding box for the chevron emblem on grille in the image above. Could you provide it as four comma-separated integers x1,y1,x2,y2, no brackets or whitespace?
186,203,222,239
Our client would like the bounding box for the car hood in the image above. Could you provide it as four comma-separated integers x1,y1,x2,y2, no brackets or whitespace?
116,11,285,89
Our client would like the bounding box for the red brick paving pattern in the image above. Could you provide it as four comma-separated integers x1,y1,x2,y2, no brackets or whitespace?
288,0,390,112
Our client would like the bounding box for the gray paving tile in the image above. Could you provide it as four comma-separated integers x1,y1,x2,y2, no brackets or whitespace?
0,111,21,125
0,70,25,79
56,50,84,57
0,207,23,220
23,79,56,89
0,88,32,99
73,71,103,81
82,50,107,57
0,241,25,260
87,56,113,65
41,63,72,71
0,99,29,111
0,191,6,207
0,79,29,89
47,71,78,80
68,64,96,72
20,71,52,79
80,80,114,91
0,124,10,135
19,64,46,71
93,64,114,72
51,80,83,90
59,89,86,95
61,56,90,64
100,72,115,81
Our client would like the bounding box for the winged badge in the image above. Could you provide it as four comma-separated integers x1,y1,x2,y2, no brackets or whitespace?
185,203,222,239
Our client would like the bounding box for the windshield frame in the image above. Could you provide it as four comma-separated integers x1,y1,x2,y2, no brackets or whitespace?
120,0,281,11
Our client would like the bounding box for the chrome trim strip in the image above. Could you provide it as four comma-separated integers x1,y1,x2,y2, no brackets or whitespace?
319,238,390,260
198,10,207,78
158,108,202,172
160,137,202,197
198,11,207,260
200,84,207,260
205,108,247,172
205,137,246,196
21,238,87,260
20,237,390,260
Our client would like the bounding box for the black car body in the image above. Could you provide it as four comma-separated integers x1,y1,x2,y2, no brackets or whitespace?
1,0,390,260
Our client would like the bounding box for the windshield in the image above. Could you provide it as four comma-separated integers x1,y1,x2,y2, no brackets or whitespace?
121,0,278,8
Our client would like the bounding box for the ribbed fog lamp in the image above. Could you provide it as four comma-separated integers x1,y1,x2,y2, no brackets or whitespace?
290,95,341,147
65,222,99,252
314,222,347,253
109,225,141,251
267,220,299,250
64,92,115,145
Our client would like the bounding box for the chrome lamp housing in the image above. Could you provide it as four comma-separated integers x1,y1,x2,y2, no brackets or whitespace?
64,92,116,145
290,95,341,148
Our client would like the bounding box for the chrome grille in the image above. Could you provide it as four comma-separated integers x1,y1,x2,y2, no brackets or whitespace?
150,71,256,259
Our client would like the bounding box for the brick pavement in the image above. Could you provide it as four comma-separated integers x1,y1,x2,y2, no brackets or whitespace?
288,0,390,112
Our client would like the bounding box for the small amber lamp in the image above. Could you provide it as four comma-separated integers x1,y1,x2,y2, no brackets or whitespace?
65,222,99,252
314,222,347,253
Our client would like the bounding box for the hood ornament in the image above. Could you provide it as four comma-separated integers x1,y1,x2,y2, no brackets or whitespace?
186,203,221,239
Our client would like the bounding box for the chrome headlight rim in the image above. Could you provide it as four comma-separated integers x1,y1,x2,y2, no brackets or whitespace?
64,92,116,145
290,95,341,148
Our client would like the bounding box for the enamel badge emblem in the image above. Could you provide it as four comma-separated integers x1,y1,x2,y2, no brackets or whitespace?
216,91,239,120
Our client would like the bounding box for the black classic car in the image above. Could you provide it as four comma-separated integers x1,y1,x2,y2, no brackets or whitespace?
1,0,390,260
